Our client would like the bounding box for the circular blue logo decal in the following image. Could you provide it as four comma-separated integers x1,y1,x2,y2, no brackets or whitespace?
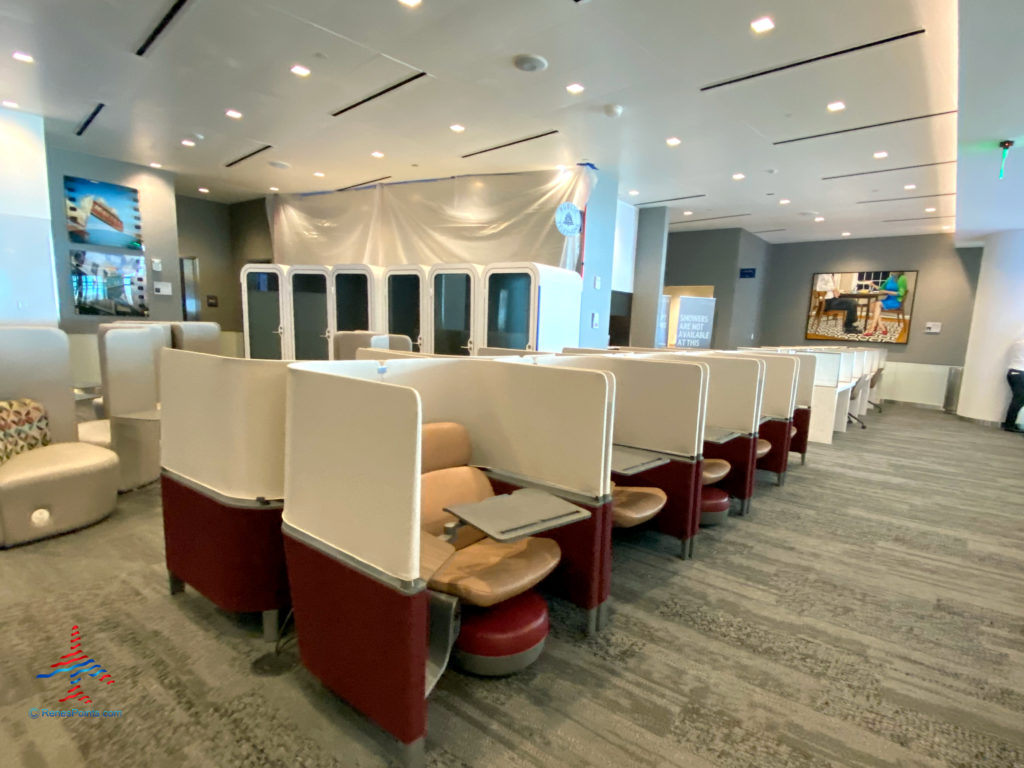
555,202,583,236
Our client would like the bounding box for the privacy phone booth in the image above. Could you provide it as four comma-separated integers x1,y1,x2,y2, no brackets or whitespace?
281,357,612,766
426,263,485,356
483,262,582,352
331,264,385,340
241,264,291,360
384,265,429,351
525,353,710,559
159,350,290,642
289,265,332,360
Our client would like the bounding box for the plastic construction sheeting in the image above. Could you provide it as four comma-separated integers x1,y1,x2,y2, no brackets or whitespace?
269,168,595,270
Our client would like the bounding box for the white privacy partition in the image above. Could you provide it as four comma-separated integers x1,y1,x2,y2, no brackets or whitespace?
640,352,763,436
523,354,708,459
743,350,816,409
709,351,797,420
161,349,288,500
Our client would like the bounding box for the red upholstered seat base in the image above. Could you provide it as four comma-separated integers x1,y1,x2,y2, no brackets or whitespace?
700,487,731,526
453,591,549,676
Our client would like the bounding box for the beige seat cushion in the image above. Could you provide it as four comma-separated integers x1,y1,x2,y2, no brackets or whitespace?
790,425,798,438
702,458,731,486
77,419,111,449
420,466,491,549
611,486,667,528
421,422,472,473
755,438,771,459
0,442,118,547
428,536,561,607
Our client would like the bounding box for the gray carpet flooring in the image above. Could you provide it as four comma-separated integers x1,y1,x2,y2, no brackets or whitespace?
1,404,1022,767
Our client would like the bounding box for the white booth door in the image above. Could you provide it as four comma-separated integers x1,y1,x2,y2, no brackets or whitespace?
291,272,330,360
487,272,535,351
388,274,422,351
335,272,370,332
245,271,286,359
433,272,473,355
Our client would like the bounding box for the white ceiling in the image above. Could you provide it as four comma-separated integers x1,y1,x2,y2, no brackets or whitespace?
0,0,961,243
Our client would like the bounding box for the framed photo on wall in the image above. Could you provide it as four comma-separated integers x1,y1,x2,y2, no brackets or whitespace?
70,249,148,317
806,270,917,344
64,176,144,250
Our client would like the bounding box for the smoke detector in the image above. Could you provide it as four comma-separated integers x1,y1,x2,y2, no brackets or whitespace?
268,160,291,169
513,54,549,73
604,104,624,118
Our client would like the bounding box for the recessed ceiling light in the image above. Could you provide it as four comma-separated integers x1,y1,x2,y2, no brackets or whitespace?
181,139,196,147
449,124,465,133
290,64,311,77
683,211,693,216
2,100,19,109
371,151,385,159
225,109,243,120
750,16,775,33
628,190,640,196
827,101,846,112
841,232,851,237
904,184,917,190
732,172,745,180
398,0,421,6
566,83,585,95
925,207,936,213
666,136,681,147
269,186,279,192
814,216,825,222
873,151,888,159
198,187,209,194
12,51,33,64
779,198,791,205
313,171,325,177
149,162,162,169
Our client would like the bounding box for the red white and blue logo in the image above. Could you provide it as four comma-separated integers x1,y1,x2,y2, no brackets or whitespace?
35,625,115,705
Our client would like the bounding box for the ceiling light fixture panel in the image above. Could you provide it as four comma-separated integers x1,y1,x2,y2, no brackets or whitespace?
2,100,18,109
732,172,745,180
225,109,243,119
449,124,465,133
181,139,196,147
198,187,209,194
12,51,33,63
873,151,889,159
666,137,681,147
291,64,311,77
566,83,585,95
371,151,384,158
779,198,791,205
397,0,421,7
827,101,846,112
750,16,775,33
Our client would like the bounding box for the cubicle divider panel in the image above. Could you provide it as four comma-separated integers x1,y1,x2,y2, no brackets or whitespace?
715,351,796,420
810,352,841,387
161,350,288,501
756,419,792,477
791,407,810,458
161,476,287,613
703,435,757,503
283,534,428,747
838,351,854,382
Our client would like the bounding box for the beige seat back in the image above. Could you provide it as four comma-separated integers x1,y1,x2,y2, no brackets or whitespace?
98,327,159,416
171,322,221,354
333,331,412,361
421,421,490,548
0,328,76,443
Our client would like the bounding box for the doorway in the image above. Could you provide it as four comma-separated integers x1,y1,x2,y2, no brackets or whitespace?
180,257,200,320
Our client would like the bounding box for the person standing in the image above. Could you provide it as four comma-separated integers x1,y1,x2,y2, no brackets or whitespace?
1002,334,1024,432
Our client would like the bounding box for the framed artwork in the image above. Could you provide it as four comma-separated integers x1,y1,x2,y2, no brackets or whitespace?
70,249,148,317
64,176,143,250
806,270,918,344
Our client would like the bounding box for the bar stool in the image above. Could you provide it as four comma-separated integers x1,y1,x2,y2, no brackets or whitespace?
700,458,732,526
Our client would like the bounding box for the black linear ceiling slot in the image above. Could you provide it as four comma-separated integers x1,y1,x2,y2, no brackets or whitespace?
752,228,786,234
701,29,925,92
225,144,273,168
135,0,193,57
638,193,707,206
461,130,559,159
74,103,105,136
335,176,392,193
857,192,956,204
822,160,956,180
331,72,428,118
882,215,955,223
670,213,751,225
774,110,957,145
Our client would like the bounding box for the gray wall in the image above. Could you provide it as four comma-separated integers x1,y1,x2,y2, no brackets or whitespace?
176,195,240,332
229,198,273,266
760,234,982,365
578,169,617,347
48,146,182,332
665,228,769,348
630,206,668,346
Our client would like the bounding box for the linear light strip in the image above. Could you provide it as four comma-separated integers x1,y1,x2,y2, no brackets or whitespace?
331,72,428,118
774,110,957,145
856,192,957,204
638,193,707,205
821,160,956,180
334,176,393,193
670,213,751,225
461,130,560,159
225,144,273,168
135,0,194,57
74,103,106,136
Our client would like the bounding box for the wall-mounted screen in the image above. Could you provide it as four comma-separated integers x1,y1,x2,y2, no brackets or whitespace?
806,270,917,344
70,249,148,317
64,176,143,250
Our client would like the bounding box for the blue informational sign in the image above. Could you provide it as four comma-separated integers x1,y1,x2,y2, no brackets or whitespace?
555,202,583,236
739,268,756,278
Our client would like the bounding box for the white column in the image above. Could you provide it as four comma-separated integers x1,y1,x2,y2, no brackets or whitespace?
957,230,1024,423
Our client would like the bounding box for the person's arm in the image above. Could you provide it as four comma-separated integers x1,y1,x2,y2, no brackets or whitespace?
897,275,908,301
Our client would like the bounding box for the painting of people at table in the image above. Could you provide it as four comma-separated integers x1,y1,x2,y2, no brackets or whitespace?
806,270,917,344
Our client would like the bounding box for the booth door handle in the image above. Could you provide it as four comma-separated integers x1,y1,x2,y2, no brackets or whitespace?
320,331,331,339
273,327,284,336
